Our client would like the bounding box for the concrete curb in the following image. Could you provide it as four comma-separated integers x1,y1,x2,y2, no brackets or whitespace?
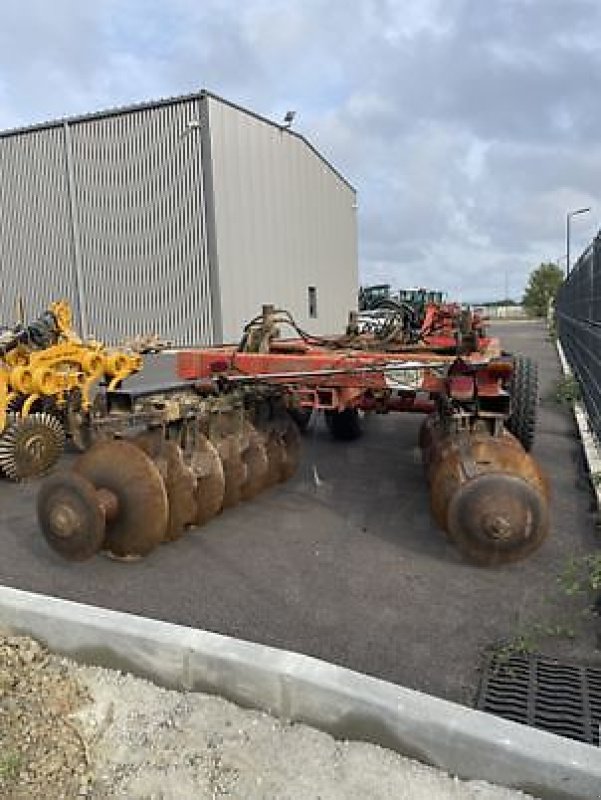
1,586,599,799
556,338,601,512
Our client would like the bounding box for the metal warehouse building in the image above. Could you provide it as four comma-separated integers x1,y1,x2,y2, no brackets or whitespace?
0,91,358,345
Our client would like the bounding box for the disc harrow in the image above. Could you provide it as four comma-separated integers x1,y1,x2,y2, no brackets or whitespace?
37,391,300,561
35,302,550,567
171,304,551,566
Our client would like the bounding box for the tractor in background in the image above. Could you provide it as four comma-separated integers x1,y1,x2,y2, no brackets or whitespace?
357,284,486,354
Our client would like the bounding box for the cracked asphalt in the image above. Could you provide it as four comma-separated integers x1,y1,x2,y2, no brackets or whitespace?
0,319,599,705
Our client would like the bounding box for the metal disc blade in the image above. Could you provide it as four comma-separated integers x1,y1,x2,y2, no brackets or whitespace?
131,431,193,541
241,426,269,501
189,435,225,527
428,460,457,533
427,430,549,535
447,473,549,566
218,436,246,509
37,472,104,561
162,442,197,541
74,439,168,558
472,432,549,499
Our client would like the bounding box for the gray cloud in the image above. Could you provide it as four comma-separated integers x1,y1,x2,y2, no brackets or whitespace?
0,0,600,301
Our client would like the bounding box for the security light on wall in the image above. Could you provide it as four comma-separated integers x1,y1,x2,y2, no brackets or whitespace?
282,111,296,128
180,119,201,138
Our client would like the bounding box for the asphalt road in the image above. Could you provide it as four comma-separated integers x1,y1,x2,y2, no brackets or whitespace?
0,319,599,705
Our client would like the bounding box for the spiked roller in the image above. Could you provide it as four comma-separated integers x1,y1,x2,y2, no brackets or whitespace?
0,412,65,480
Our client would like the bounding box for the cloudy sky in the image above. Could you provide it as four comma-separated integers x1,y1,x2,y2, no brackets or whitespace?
1,0,600,301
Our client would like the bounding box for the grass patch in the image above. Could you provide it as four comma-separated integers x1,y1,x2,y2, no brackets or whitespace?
552,375,581,404
491,621,577,665
559,552,601,595
0,751,22,782
488,551,600,667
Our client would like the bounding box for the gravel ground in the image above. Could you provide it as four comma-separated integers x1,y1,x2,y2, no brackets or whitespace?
0,635,90,799
0,635,538,800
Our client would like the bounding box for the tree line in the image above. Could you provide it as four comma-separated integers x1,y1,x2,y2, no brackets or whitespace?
521,262,564,317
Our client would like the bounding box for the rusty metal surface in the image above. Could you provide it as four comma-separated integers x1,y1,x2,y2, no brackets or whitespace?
161,442,197,542
240,424,270,501
425,430,549,564
74,440,168,558
131,433,197,542
216,436,246,510
36,471,105,561
447,473,549,566
188,434,226,527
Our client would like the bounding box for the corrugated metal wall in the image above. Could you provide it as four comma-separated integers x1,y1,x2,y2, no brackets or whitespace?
0,126,77,325
0,98,215,345
206,96,358,341
69,98,214,345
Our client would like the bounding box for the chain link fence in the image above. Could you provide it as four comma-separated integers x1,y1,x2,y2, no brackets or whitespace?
556,232,601,439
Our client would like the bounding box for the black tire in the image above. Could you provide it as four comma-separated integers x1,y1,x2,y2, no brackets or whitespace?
325,408,362,441
506,355,538,451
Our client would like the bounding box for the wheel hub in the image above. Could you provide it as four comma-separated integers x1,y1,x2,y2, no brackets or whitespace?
48,502,80,539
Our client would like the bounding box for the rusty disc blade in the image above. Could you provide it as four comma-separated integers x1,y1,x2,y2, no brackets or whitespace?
447,473,549,566
428,457,459,533
132,432,196,541
131,429,167,461
36,471,105,561
188,434,225,527
74,439,168,558
162,442,197,541
241,425,269,501
427,430,549,535
472,431,549,499
220,436,247,509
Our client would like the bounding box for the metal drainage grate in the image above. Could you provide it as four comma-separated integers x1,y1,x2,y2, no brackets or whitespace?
477,653,601,745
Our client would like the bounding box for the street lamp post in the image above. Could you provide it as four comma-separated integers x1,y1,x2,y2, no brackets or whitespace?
566,207,591,277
